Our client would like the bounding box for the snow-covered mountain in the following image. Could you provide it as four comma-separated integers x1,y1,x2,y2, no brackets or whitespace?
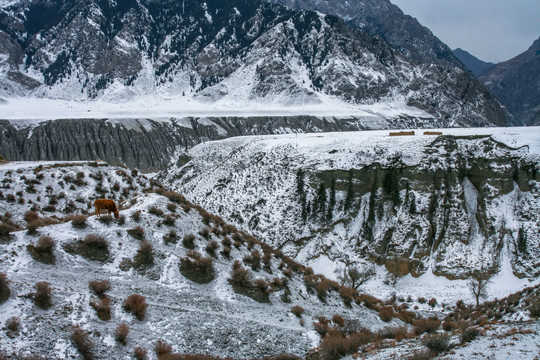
160,128,540,289
0,0,505,127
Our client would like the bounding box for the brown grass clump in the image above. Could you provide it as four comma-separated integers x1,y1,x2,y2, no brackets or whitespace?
205,240,220,256
0,273,9,304
134,347,148,360
154,340,172,357
229,260,252,288
163,214,176,226
29,235,56,263
5,316,20,335
164,230,178,244
244,250,262,271
422,334,451,353
88,280,111,297
115,323,130,345
148,206,164,217
34,281,52,309
378,307,394,322
70,215,88,229
529,298,540,318
131,210,142,222
133,241,154,268
180,250,215,284
123,294,148,320
291,305,305,318
90,297,111,321
332,315,345,328
442,321,455,331
98,214,113,225
413,317,441,335
127,225,145,240
71,325,93,360
460,327,480,344
182,234,196,249
405,349,437,360
199,227,211,239
313,321,329,337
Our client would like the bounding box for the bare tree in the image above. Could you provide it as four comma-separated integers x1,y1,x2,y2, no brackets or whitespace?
468,273,491,307
336,265,375,290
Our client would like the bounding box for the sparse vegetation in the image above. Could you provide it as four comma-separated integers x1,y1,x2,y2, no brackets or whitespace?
90,297,111,321
180,250,215,284
64,234,109,261
336,265,375,290
460,327,479,344
71,325,94,360
134,347,148,360
123,294,148,320
70,215,88,229
115,323,130,345
89,280,111,297
421,334,451,353
154,339,173,357
291,305,305,318
164,229,178,244
133,241,154,268
5,316,20,336
34,281,52,309
469,273,491,307
27,235,55,264
205,240,219,256
182,234,196,249
127,225,145,240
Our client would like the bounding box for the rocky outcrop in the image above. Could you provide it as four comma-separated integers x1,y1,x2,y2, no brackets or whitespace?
0,113,464,171
161,132,540,280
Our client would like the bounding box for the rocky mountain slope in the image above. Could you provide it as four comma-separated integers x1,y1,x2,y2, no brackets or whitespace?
1,160,539,360
480,36,540,126
0,0,505,127
160,129,540,286
452,48,495,77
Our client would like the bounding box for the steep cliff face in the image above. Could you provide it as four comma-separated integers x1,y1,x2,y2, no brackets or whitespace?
160,130,540,280
0,112,460,172
0,0,506,126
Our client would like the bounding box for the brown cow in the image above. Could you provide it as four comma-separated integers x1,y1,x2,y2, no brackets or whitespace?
94,199,119,219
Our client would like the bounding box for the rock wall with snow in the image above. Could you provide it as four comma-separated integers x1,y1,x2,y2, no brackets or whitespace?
160,130,540,280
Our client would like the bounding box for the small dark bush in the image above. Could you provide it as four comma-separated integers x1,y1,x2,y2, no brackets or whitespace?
164,230,178,244
460,327,480,344
422,334,451,353
148,206,164,217
229,260,252,288
89,280,111,297
254,278,269,293
442,321,455,331
418,297,427,304
405,349,436,360
90,297,111,321
27,236,56,264
428,298,437,307
167,203,177,212
413,318,441,334
123,294,148,320
244,250,262,271
115,323,130,345
313,321,329,337
378,307,393,322
180,250,215,284
205,240,219,256
529,298,540,318
133,241,154,267
71,215,88,229
117,214,126,225
128,226,145,240
182,234,196,249
154,339,172,357
332,315,345,327
24,211,40,223
131,210,142,222
0,273,9,304
35,235,55,253
134,347,148,360
83,234,108,250
221,245,231,258
71,325,94,360
5,316,20,335
291,305,305,318
199,227,211,239
163,214,175,226
34,282,52,309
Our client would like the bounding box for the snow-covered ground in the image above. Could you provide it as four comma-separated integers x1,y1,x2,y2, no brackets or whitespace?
0,95,431,122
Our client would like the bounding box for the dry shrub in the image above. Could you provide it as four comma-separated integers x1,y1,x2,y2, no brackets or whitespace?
88,280,111,297
155,339,172,357
413,317,441,334
405,349,436,360
229,260,252,288
117,214,126,225
221,245,231,258
339,286,356,307
164,230,178,244
115,323,130,345
35,235,55,253
71,325,93,360
377,325,409,340
24,211,40,223
313,321,329,337
378,307,393,322
90,297,111,321
133,241,154,267
205,240,219,256
128,226,145,240
529,298,540,318
134,347,148,360
442,321,455,331
199,227,211,239
332,315,345,327
163,214,176,226
460,327,479,344
418,297,427,303
167,203,177,212
182,234,196,249
291,305,305,318
356,293,380,309
164,191,185,204
148,206,164,217
131,210,142,222
5,316,20,335
34,282,52,309
83,234,108,250
254,278,269,293
319,334,351,360
0,273,9,304
70,215,88,229
428,297,437,307
98,215,113,225
422,334,451,353
395,309,416,324
180,250,215,284
123,294,148,320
